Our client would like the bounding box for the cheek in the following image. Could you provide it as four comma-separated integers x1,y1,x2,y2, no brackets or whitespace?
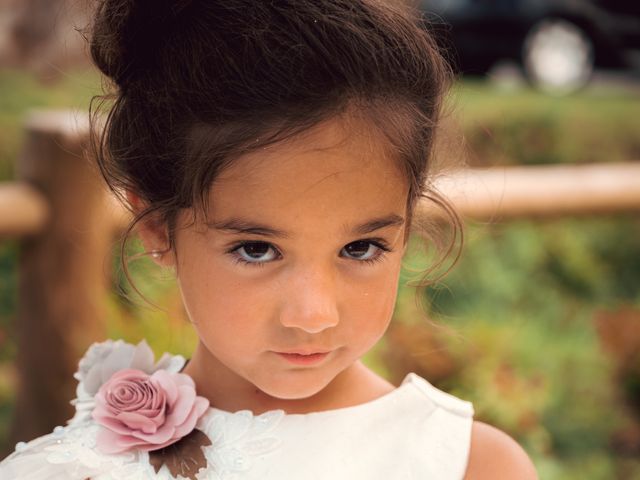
343,261,402,340
176,255,272,343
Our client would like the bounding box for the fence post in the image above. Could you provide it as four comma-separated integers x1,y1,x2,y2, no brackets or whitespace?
9,111,113,445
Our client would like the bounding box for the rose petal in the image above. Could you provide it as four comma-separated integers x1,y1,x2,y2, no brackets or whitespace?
194,396,210,417
149,389,164,410
130,340,156,373
159,369,195,390
83,364,106,396
140,437,183,452
106,368,149,384
100,345,137,386
151,370,180,407
154,352,182,373
131,420,176,444
174,372,196,389
92,361,211,454
112,434,158,452
139,407,166,429
94,391,119,416
173,397,210,438
116,411,160,433
162,354,188,374
110,384,147,410
136,407,164,417
165,385,196,426
96,427,144,455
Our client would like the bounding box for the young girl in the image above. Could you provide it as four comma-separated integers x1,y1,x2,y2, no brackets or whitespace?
1,0,537,478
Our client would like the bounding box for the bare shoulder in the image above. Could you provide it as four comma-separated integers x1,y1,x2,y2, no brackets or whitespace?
464,421,538,480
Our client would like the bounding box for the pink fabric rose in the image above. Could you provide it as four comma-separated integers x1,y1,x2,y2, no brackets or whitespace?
92,368,210,454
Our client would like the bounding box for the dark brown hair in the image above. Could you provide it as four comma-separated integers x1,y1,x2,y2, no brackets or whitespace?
88,0,462,287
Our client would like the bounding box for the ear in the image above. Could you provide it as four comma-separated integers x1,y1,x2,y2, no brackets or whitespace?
126,191,176,267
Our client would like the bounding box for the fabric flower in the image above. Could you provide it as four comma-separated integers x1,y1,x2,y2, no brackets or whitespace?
92,368,209,454
75,340,185,397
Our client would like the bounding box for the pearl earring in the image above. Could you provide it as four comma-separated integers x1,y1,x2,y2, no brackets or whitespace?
150,250,163,259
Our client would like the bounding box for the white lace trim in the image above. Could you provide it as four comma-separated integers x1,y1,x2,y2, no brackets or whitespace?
195,409,284,480
0,340,284,480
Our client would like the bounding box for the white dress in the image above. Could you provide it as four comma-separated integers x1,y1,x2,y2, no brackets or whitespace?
0,340,474,480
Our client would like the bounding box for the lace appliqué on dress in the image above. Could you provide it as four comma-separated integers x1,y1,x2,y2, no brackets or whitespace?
197,409,284,480
0,340,285,480
0,421,141,480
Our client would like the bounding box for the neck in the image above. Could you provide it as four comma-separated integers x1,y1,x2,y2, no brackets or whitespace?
182,342,395,414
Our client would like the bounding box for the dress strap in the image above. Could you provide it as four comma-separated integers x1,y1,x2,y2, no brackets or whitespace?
401,372,475,418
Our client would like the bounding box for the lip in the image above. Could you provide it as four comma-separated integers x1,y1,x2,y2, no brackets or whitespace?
277,348,333,355
274,350,332,366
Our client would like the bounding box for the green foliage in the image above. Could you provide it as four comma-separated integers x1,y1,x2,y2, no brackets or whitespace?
0,242,17,452
452,80,640,167
428,218,640,319
413,217,640,477
0,68,102,181
0,242,17,342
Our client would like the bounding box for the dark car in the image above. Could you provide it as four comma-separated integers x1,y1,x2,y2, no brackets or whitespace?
418,0,640,93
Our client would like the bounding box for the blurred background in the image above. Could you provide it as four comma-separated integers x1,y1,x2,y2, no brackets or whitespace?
0,1,639,479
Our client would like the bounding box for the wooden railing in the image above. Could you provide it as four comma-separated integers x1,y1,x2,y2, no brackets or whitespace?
1,110,640,447
1,111,125,448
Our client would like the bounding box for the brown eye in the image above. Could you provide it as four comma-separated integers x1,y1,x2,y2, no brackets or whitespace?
341,241,379,260
234,242,279,263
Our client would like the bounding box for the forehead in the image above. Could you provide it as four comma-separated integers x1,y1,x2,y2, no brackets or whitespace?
206,115,409,229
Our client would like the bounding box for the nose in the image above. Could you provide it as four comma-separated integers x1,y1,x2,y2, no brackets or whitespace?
278,266,340,334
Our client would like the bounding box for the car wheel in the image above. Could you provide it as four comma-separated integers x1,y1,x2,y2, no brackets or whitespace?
522,18,594,94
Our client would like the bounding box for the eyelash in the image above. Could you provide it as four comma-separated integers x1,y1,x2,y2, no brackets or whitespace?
226,239,392,267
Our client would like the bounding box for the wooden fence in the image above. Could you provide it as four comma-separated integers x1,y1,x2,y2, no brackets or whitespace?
1,110,640,448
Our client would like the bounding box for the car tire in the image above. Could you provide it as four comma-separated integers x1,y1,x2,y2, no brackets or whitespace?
522,18,595,94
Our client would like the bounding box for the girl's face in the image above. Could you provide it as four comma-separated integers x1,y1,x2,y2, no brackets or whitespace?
169,116,409,401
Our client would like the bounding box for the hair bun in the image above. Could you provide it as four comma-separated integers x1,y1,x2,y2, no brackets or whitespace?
90,0,193,87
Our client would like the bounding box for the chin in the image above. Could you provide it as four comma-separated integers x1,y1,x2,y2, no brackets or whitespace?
257,371,334,400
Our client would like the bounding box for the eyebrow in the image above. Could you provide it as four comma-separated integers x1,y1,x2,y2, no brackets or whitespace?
208,214,405,238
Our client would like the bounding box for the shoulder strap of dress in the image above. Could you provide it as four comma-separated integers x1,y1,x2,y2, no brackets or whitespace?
402,372,474,418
